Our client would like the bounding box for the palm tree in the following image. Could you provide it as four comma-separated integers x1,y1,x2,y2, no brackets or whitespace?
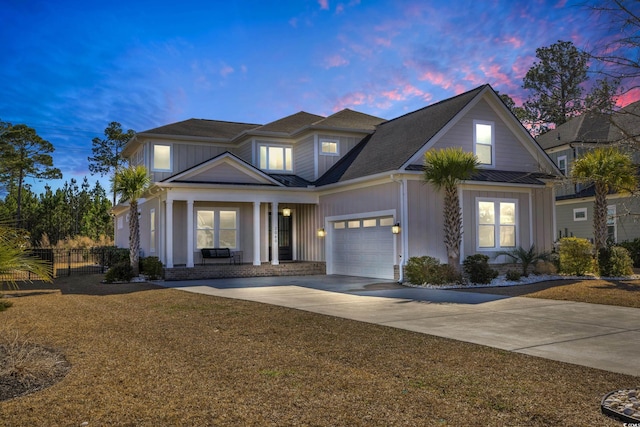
112,165,150,276
497,245,550,277
0,224,52,290
424,147,480,269
571,146,637,252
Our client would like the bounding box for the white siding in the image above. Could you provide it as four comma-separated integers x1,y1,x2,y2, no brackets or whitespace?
295,135,315,181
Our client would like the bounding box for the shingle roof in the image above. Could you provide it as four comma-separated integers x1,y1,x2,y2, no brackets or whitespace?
537,100,640,149
256,112,325,133
331,85,487,182
141,118,261,139
268,174,314,187
314,109,385,131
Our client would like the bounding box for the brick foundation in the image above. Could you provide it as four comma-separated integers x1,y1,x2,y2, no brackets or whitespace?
164,262,326,281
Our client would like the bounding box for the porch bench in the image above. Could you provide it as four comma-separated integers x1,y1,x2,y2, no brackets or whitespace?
201,248,234,265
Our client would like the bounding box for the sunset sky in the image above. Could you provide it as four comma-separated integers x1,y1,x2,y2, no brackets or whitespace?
0,0,632,193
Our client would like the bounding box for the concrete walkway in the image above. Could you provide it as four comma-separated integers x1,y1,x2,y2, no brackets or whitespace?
157,275,640,377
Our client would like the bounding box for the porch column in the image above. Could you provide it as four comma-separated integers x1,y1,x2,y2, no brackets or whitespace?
253,202,261,265
271,201,279,265
186,200,194,268
166,199,174,268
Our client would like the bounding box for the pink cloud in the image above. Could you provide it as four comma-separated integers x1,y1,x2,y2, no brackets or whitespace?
417,70,454,90
381,89,405,101
374,36,391,47
479,63,512,87
324,54,349,68
503,36,523,49
617,87,640,108
332,91,372,111
318,0,329,10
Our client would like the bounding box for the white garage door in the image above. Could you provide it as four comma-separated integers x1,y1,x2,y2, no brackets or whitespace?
331,216,395,280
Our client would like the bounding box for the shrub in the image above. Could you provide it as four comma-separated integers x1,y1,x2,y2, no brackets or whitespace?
404,256,461,285
0,298,13,312
105,262,134,283
534,260,558,275
141,256,163,280
597,246,634,277
463,254,498,284
505,270,522,281
618,239,640,268
558,237,594,276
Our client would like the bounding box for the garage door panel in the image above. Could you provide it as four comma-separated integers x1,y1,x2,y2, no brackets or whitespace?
331,216,394,280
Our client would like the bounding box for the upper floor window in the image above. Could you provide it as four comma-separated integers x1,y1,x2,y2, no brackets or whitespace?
474,120,494,166
557,155,567,175
259,145,293,172
477,198,517,250
320,139,339,156
153,144,172,172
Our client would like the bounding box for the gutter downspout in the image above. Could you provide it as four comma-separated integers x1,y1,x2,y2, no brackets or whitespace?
391,174,408,283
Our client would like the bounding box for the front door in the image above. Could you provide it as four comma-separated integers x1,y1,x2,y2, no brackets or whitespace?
269,213,292,261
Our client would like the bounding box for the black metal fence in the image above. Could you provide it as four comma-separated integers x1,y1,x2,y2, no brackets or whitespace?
1,247,129,281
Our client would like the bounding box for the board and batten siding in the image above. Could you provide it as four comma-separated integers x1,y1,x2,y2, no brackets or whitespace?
232,140,253,165
431,99,542,173
406,180,448,263
294,135,315,181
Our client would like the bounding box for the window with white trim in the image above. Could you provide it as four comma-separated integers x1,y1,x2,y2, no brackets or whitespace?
150,209,156,253
320,139,339,156
573,208,587,221
557,155,567,175
259,145,293,172
477,199,517,249
474,120,494,166
152,144,172,171
196,209,238,249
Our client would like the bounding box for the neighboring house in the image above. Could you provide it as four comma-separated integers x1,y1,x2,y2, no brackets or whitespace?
538,102,640,244
113,84,560,281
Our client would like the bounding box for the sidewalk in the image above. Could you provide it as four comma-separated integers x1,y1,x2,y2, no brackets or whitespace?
158,276,640,377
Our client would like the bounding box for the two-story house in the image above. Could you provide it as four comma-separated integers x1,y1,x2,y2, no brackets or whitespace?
113,84,560,281
538,101,640,244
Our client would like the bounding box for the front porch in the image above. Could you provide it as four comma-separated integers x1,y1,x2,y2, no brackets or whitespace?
163,261,326,281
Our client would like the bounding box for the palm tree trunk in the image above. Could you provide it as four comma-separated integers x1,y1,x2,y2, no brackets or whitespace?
443,184,462,269
129,200,140,276
593,183,608,252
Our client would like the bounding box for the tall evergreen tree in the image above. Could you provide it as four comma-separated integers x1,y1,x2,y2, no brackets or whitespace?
0,123,62,226
88,122,136,205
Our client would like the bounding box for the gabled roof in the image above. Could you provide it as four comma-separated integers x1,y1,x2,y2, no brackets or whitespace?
537,100,640,150
314,109,386,131
140,118,261,139
321,85,486,183
256,112,325,134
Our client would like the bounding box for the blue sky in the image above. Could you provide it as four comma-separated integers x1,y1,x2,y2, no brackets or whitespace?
0,0,626,194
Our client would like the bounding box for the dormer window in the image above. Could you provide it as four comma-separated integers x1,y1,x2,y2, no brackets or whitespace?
557,155,567,175
474,120,494,166
320,139,339,156
259,145,293,172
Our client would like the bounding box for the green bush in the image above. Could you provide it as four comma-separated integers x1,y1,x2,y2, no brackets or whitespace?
505,270,522,281
618,239,640,268
105,262,134,283
558,237,594,276
404,256,461,285
141,256,163,280
0,298,13,312
463,254,498,284
597,246,634,277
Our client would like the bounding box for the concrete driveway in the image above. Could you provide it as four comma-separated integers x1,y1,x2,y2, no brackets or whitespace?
158,275,640,377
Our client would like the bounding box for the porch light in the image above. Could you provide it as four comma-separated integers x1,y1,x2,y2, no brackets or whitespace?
282,207,291,217
391,223,401,234
317,227,326,238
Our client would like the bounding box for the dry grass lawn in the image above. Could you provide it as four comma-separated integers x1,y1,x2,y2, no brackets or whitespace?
0,275,637,426
459,277,640,308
